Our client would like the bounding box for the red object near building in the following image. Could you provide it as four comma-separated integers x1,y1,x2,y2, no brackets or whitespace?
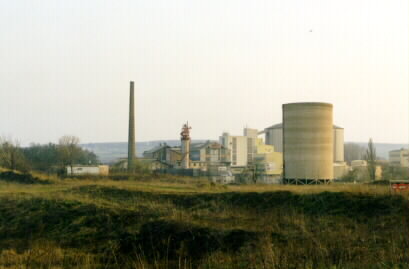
391,181,409,192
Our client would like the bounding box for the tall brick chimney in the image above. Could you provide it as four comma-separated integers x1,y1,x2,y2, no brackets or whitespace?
128,81,136,173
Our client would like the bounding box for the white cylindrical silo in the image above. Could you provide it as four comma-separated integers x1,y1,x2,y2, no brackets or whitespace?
264,123,283,152
283,102,334,182
270,126,283,152
333,126,344,162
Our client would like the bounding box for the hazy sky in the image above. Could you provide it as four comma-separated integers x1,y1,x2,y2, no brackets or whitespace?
0,0,408,145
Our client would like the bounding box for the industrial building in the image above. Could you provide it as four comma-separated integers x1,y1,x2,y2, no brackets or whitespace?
260,123,283,152
142,123,232,182
243,128,258,163
219,127,272,167
128,80,345,185
142,125,283,183
219,128,283,182
282,102,334,184
389,149,409,167
332,125,348,179
333,126,344,163
333,162,349,179
142,141,231,169
143,143,182,167
252,138,283,183
219,129,256,167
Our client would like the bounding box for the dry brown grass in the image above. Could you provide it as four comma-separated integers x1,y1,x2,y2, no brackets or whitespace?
0,174,408,268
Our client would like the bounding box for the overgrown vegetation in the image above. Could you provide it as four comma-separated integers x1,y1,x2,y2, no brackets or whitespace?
0,170,50,184
0,137,29,172
0,136,98,174
0,174,407,268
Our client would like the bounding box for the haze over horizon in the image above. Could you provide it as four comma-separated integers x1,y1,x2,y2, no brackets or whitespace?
1,0,408,146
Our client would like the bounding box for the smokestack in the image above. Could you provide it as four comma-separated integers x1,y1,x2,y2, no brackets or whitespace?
128,81,136,173
180,122,191,169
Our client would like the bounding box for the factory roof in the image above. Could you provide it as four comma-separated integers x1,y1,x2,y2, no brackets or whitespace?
267,123,283,129
389,148,408,153
145,141,226,154
190,141,211,150
143,144,169,154
190,142,208,151
191,141,225,151
283,102,333,107
169,147,181,152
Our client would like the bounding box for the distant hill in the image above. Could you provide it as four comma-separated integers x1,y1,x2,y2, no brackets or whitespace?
355,142,408,160
81,141,408,164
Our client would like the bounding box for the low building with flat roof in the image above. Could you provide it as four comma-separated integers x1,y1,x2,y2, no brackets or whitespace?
66,165,109,176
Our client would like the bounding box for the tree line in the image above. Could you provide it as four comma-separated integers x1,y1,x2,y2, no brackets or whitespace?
0,135,98,174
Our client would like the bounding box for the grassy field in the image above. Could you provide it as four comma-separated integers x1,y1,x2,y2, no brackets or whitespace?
0,173,408,268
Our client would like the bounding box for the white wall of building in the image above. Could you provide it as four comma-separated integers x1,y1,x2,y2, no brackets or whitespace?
243,128,258,138
66,165,109,176
220,133,248,167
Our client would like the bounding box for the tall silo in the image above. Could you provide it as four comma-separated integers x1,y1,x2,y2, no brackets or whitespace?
333,126,344,162
283,102,334,183
264,123,283,152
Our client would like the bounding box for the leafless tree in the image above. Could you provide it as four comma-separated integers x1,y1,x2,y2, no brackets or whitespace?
58,135,81,173
365,138,377,181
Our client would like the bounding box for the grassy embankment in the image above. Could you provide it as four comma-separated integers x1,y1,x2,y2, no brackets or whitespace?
0,172,408,269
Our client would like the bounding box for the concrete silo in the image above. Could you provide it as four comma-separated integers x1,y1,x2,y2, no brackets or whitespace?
283,102,334,184
263,123,283,152
333,126,344,162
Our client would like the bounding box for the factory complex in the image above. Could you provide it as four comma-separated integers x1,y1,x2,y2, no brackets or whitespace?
68,81,406,184
126,82,350,184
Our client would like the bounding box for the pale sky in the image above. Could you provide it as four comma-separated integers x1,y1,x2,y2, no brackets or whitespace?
0,0,408,145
